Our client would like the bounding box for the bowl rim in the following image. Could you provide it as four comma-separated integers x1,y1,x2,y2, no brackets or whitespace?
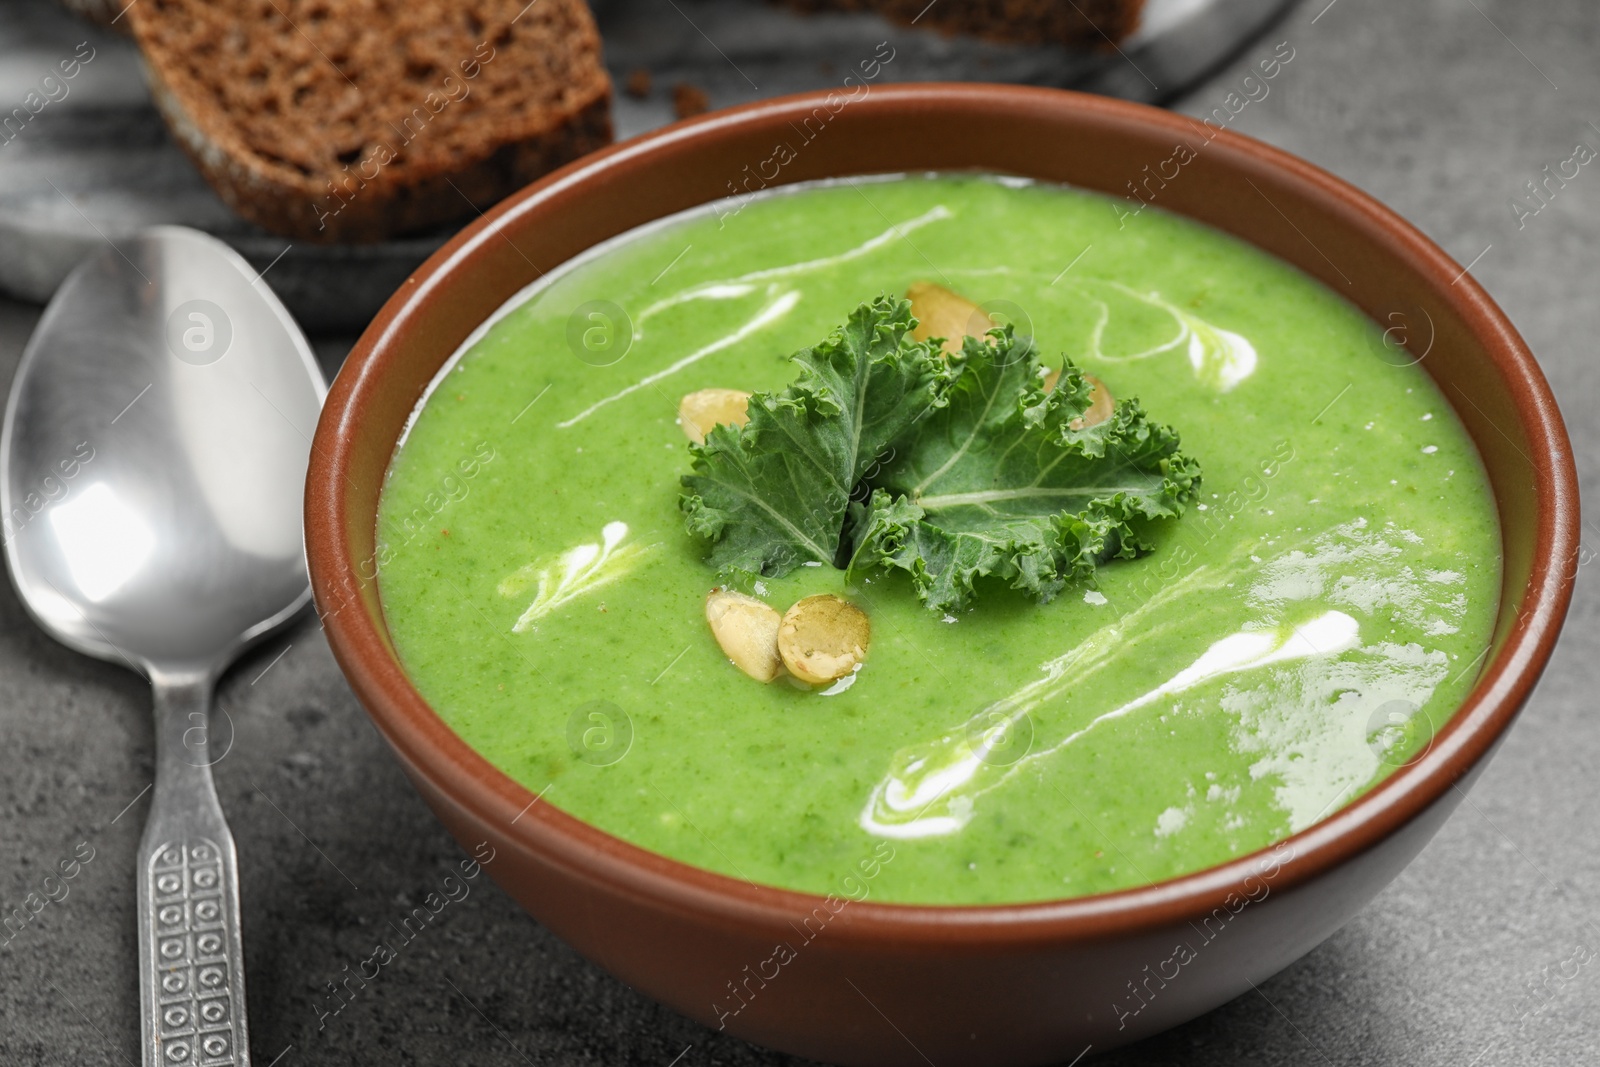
307,82,1579,942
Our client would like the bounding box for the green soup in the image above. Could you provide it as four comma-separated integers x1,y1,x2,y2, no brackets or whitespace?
376,175,1499,905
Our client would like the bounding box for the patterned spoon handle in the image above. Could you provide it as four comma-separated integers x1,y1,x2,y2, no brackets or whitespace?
137,676,250,1067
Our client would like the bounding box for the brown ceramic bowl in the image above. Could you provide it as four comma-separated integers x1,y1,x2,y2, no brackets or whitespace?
306,84,1578,1065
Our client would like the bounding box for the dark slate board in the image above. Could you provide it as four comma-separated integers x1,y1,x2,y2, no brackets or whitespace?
0,0,1294,332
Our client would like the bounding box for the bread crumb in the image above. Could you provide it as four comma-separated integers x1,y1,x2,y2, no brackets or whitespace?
625,68,652,99
673,82,710,119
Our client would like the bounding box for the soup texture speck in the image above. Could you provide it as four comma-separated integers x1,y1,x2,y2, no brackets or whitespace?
376,175,1500,905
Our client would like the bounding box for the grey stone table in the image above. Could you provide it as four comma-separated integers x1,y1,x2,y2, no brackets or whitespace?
2,0,1597,1064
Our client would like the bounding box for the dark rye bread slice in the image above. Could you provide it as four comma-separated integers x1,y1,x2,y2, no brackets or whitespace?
781,0,1145,48
128,0,612,243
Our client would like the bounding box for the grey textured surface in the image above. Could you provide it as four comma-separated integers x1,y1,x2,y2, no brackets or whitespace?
0,0,1285,332
2,0,1598,1064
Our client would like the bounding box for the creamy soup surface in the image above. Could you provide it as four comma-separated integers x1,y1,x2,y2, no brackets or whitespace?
377,175,1500,905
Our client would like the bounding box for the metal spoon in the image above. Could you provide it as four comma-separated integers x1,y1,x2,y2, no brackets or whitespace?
1,227,325,1066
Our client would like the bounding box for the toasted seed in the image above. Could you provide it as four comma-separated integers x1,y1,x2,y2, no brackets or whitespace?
706,588,784,682
778,594,871,685
1041,371,1115,430
907,281,992,356
906,281,1113,428
679,388,752,445
1076,375,1116,429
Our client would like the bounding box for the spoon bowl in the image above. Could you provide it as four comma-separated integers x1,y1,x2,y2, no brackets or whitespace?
3,228,322,671
1,226,325,1067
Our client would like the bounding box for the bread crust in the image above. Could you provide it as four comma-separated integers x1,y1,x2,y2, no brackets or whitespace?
130,0,613,243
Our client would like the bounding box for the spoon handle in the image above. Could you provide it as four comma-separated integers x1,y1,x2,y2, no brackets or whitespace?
136,676,251,1067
